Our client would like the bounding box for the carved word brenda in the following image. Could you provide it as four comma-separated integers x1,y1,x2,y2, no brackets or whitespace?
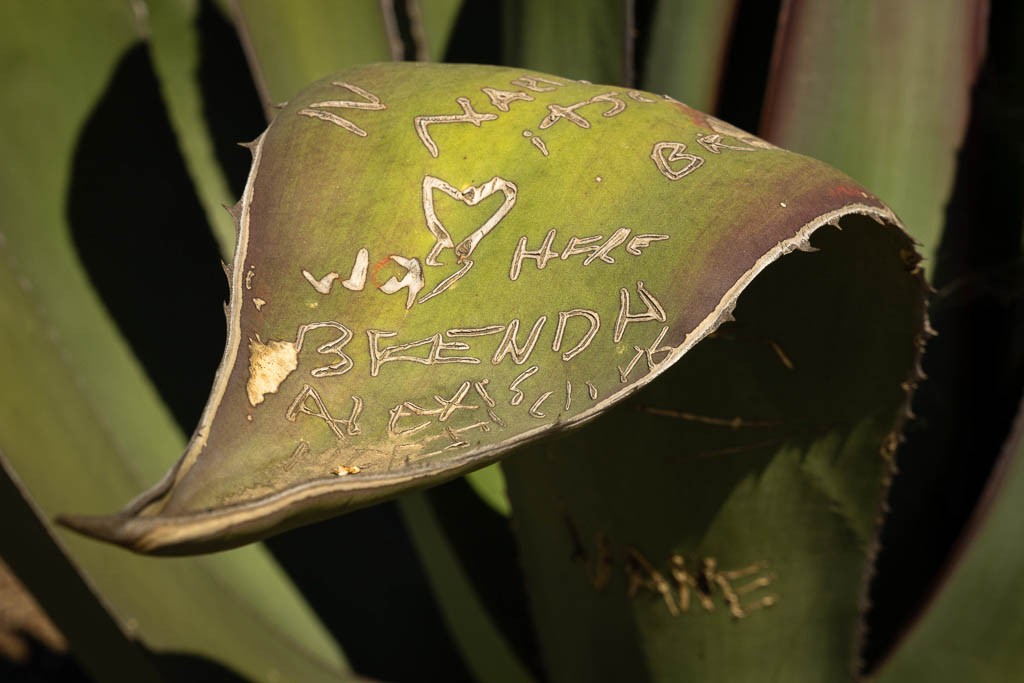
363,280,672,381
247,279,673,406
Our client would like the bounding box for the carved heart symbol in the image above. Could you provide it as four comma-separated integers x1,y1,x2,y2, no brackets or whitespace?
651,141,705,181
422,175,518,267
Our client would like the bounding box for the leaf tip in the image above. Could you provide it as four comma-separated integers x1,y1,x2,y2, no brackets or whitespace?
55,512,137,552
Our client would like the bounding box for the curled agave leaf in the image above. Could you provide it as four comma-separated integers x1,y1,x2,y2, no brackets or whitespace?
59,63,923,554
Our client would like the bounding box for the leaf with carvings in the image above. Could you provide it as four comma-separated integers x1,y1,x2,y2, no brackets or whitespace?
60,62,927,554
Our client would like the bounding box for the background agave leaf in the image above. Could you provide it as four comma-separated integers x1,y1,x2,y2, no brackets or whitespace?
1,453,160,682
229,0,396,115
408,0,465,62
487,3,929,679
757,1,1024,671
400,491,535,683
504,0,625,83
461,458,512,516
861,0,1024,670
874,398,1024,680
641,0,739,111
759,0,987,269
0,2,353,680
146,0,239,257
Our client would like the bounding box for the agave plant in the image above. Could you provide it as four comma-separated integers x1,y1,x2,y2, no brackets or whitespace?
1,1,1021,682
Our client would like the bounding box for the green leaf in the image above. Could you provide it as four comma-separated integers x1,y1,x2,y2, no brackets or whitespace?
0,3,351,680
759,0,987,271
640,0,739,112
400,491,535,683
220,21,533,678
465,464,512,517
874,402,1024,681
410,0,464,62
229,0,395,113
504,0,626,84
503,212,926,681
146,0,238,259
827,0,1021,670
0,453,163,683
59,62,924,557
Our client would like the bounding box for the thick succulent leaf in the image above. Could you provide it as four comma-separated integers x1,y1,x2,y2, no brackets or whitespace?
871,4,1024,675
504,0,626,84
0,453,162,683
0,203,353,682
59,62,925,556
503,211,927,681
464,461,512,516
760,0,987,270
400,492,535,683
229,0,395,113
640,0,739,112
0,3,351,680
826,1,1020,669
410,0,464,62
220,8,528,677
146,0,238,258
874,405,1024,680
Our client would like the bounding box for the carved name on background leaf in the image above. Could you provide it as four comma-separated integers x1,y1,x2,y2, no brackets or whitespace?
567,521,779,620
624,547,778,620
